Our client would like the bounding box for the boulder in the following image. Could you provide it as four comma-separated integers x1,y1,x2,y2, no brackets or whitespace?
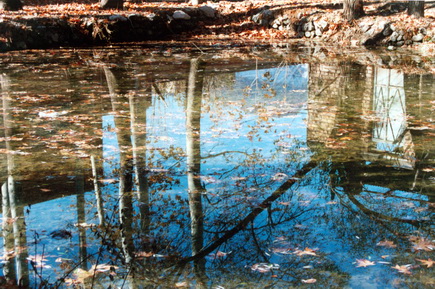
173,10,191,20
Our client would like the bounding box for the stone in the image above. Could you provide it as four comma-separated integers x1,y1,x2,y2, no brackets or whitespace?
109,15,127,21
316,19,329,32
199,6,216,18
412,33,424,42
305,31,311,37
303,21,314,31
419,27,427,35
390,31,399,42
252,9,274,27
173,10,191,20
315,28,322,37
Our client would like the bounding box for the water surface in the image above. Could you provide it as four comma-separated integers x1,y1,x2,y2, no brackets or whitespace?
0,47,434,288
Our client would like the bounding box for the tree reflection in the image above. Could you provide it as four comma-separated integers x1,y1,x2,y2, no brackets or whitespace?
186,57,207,287
1,73,29,287
0,51,433,288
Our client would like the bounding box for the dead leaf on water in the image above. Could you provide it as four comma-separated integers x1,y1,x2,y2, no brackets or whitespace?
356,259,375,267
417,258,434,268
392,264,412,275
376,240,397,248
302,278,317,283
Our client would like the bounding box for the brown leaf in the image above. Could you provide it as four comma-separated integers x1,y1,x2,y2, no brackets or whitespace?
376,240,397,248
392,264,412,275
294,247,318,256
356,259,376,267
417,258,434,268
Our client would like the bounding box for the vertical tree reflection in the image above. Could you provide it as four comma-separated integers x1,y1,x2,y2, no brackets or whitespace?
1,73,29,287
186,58,207,287
104,67,135,266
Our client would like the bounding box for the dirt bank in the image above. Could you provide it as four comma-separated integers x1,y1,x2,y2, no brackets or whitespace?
0,0,434,53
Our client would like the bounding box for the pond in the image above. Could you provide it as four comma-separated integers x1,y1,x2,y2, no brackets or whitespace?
0,46,434,288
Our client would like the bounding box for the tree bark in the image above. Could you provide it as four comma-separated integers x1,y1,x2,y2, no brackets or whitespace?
100,0,123,10
0,0,23,11
343,0,365,21
408,1,424,18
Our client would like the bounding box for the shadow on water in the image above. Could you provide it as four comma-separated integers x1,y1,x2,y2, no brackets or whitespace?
0,47,434,288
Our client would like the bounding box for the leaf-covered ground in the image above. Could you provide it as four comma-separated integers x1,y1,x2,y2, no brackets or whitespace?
1,0,434,49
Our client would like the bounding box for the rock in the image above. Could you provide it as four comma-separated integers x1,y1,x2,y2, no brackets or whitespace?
315,19,329,32
252,9,274,27
412,33,424,42
173,10,191,20
419,27,427,35
109,15,127,21
315,28,322,37
303,21,314,32
390,31,399,42
199,5,216,18
146,13,157,21
305,31,312,37
396,40,404,46
362,21,392,46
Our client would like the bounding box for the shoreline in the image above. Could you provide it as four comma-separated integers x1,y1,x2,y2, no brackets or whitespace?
0,1,434,54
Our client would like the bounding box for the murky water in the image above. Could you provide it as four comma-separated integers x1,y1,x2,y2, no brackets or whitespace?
0,47,434,288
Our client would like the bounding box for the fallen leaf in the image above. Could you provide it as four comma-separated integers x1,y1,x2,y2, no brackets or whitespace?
294,247,317,256
417,258,434,268
377,240,397,248
302,278,317,283
409,236,434,252
356,259,376,267
392,264,412,275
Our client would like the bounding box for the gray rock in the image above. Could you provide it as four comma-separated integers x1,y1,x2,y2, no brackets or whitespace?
390,31,399,42
199,6,216,18
412,33,424,42
305,31,312,37
173,10,191,20
252,9,274,27
109,15,127,21
419,27,427,35
303,21,314,31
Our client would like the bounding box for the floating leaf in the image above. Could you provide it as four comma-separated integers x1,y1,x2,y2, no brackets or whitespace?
417,258,434,268
392,264,412,275
302,278,317,283
376,240,397,248
356,259,375,267
294,247,317,256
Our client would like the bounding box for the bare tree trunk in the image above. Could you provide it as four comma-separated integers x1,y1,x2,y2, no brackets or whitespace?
408,1,424,18
343,0,365,21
